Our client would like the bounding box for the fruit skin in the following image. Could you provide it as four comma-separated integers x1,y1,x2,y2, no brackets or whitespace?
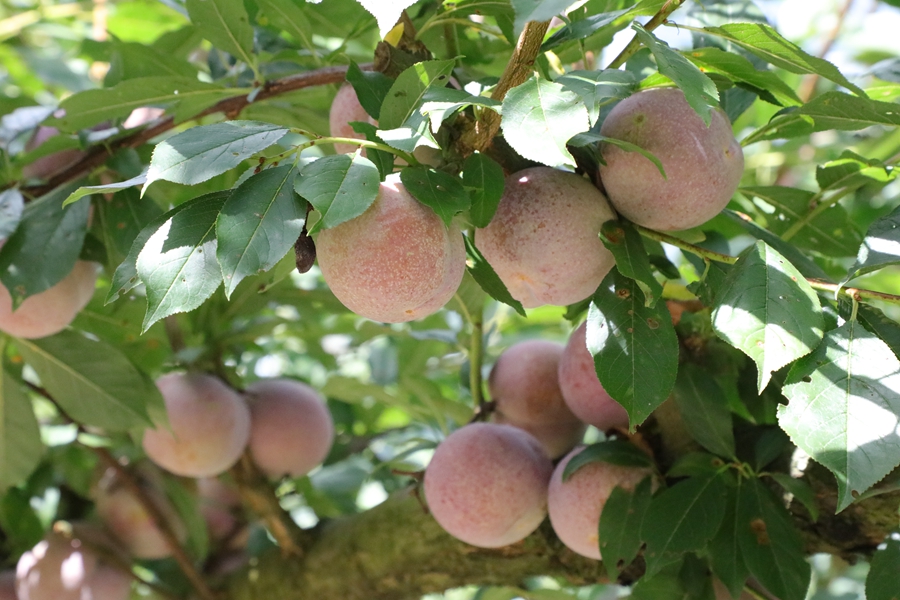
15,525,131,600
475,167,617,308
0,570,16,600
246,379,335,478
423,422,553,548
329,84,375,154
547,446,651,560
558,321,629,430
198,477,243,541
0,260,98,339
142,373,251,478
316,174,466,323
489,340,586,458
598,88,744,231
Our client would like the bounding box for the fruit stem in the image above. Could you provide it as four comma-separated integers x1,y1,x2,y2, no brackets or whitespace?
605,0,686,69
470,316,485,409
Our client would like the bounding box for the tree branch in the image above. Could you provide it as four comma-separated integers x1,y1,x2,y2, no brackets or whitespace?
606,0,687,69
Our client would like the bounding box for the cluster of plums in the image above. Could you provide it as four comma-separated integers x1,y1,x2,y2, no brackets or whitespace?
322,85,743,323
8,374,334,600
423,326,649,557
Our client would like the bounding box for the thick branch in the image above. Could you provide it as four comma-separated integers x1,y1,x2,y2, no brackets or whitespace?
13,64,370,199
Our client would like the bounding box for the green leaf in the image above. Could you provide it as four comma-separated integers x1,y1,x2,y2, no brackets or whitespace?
767,473,819,522
630,559,686,600
0,184,89,306
685,47,801,107
0,366,43,494
867,533,900,600
136,192,229,331
145,121,288,190
501,75,589,167
779,320,900,512
587,270,679,429
700,23,865,97
632,24,719,126
94,187,165,270
735,476,811,600
569,132,666,178
0,488,45,555
642,472,727,576
105,41,197,86
462,153,505,228
106,198,201,304
296,154,380,234
816,151,895,190
842,203,900,283
673,363,736,459
798,92,900,130
740,186,862,258
63,171,147,207
598,477,654,579
723,210,828,280
354,0,418,37
857,303,900,359
542,8,634,51
600,220,663,308
53,77,229,132
346,62,394,121
510,0,573,35
562,440,655,481
17,330,158,431
0,189,24,239
420,88,501,132
555,69,638,125
708,481,749,598
256,0,317,58
711,241,824,393
400,167,471,227
379,60,456,130
160,476,209,560
464,234,526,317
217,165,304,297
185,0,255,69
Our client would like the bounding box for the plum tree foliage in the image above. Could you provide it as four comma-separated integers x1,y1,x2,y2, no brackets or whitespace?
3,1,900,600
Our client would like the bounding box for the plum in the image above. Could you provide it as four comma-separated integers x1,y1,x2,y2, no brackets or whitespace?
329,84,375,154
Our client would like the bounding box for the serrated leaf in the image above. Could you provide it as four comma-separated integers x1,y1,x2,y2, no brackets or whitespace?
587,270,678,429
462,153,504,228
256,0,317,58
736,476,811,600
354,0,418,37
598,476,653,579
145,121,288,190
767,473,819,522
400,167,471,227
53,77,229,132
779,320,900,512
857,303,900,359
17,330,158,431
217,165,304,297
542,8,634,51
510,0,572,36
799,91,900,130
686,47,801,107
563,440,654,481
842,203,900,283
420,88,501,132
708,481,749,598
379,60,456,130
296,154,380,233
632,24,719,126
465,234,526,316
136,192,228,331
711,241,824,393
0,184,89,305
867,533,900,600
63,171,147,207
723,210,828,280
740,186,862,258
642,472,727,576
600,220,663,308
673,363,736,459
0,189,24,240
0,366,43,494
501,75,589,168
106,198,202,304
816,151,894,190
701,23,865,97
185,0,255,69
346,62,393,120
555,69,638,125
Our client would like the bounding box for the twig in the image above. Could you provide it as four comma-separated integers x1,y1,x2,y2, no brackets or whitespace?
465,20,551,153
797,0,855,102
22,382,218,600
469,318,485,409
632,223,900,306
606,0,687,69
10,64,372,199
